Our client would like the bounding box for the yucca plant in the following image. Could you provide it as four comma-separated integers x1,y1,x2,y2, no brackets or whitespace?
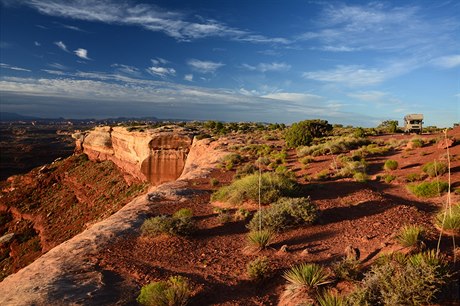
246,229,273,251
317,290,344,306
283,263,331,291
282,263,331,305
395,225,425,248
435,204,460,234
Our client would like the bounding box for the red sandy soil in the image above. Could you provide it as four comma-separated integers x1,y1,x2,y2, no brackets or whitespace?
94,129,460,305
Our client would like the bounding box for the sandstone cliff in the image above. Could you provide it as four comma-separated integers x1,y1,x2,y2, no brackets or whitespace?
75,126,194,185
0,135,227,305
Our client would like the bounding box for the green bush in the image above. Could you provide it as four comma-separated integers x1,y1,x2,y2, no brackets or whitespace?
333,258,361,281
383,174,396,183
435,204,460,232
384,159,399,171
247,256,271,281
406,173,423,182
137,275,191,306
422,161,448,178
141,209,196,237
222,153,242,170
285,119,332,148
353,172,369,183
297,136,371,157
395,225,425,248
407,181,449,198
248,197,318,232
346,250,450,306
211,173,296,205
234,208,251,221
246,229,273,251
338,159,367,178
234,163,257,179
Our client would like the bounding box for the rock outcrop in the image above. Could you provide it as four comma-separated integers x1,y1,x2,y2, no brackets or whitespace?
0,135,227,306
75,126,194,185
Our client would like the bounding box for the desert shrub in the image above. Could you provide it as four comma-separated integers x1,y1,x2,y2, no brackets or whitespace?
346,250,450,306
248,197,318,232
407,181,449,198
300,156,314,165
195,133,211,140
257,156,271,166
209,178,219,187
247,256,271,281
353,172,369,183
316,169,330,181
283,263,330,292
271,150,288,164
297,136,371,157
211,173,296,205
214,208,232,224
234,163,257,179
234,208,251,221
410,138,424,148
384,159,398,171
141,209,196,237
353,144,391,158
338,159,367,178
435,204,460,232
137,275,191,306
406,173,424,182
246,229,273,251
222,153,243,170
285,119,332,148
382,174,396,183
318,290,345,306
395,225,425,248
422,161,448,178
333,259,361,281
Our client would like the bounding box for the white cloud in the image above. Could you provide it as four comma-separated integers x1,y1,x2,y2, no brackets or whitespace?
147,66,176,78
34,41,41,46
74,48,90,60
48,62,68,70
262,92,323,103
298,3,459,54
303,65,387,86
16,0,289,44
0,63,31,72
151,57,169,65
54,41,69,52
431,55,460,69
242,62,291,72
111,63,140,76
184,74,193,82
188,59,224,74
42,69,66,75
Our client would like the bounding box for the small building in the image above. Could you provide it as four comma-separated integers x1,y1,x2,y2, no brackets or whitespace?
404,114,424,133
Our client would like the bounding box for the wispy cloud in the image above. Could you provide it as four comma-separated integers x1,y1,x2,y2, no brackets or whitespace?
188,59,224,74
111,63,140,76
242,62,291,72
299,3,459,54
0,63,31,72
151,57,169,65
147,66,176,78
431,55,460,69
54,41,69,52
184,74,193,82
48,62,68,70
15,0,289,44
74,48,90,60
34,41,41,46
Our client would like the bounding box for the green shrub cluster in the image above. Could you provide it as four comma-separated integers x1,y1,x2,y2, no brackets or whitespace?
221,153,243,170
352,144,391,158
422,161,448,178
248,197,318,232
407,181,449,198
384,159,399,171
285,119,332,148
297,136,371,157
234,163,257,179
211,173,296,205
247,256,271,281
141,208,196,237
137,275,191,306
347,250,450,305
338,158,368,178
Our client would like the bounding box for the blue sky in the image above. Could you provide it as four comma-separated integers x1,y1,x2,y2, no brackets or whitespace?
0,0,458,126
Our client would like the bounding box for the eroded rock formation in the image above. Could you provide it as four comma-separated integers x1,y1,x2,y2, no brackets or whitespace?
75,126,194,185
